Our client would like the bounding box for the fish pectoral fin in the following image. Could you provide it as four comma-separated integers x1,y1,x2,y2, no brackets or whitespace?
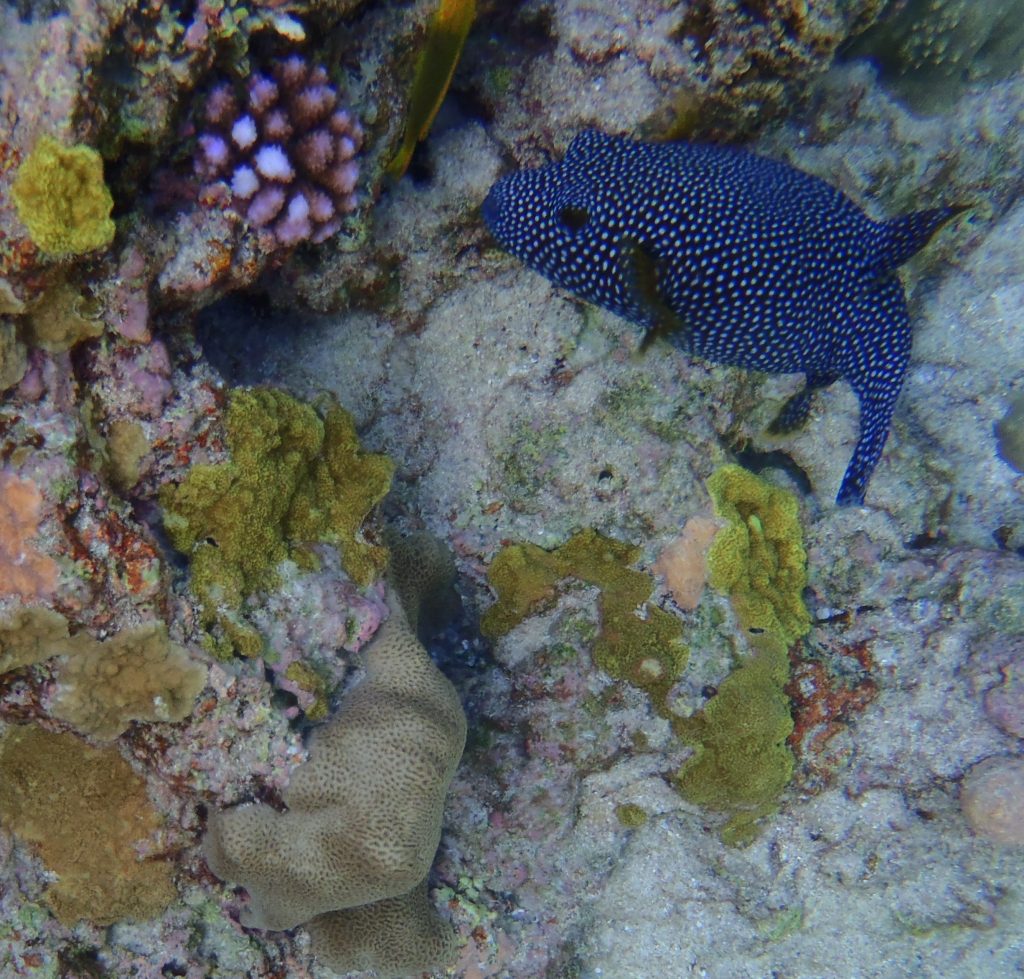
619,235,690,351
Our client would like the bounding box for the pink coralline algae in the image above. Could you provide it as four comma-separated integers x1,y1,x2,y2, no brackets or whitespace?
195,56,363,248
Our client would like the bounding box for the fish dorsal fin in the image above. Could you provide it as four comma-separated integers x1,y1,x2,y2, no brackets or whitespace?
619,235,690,351
565,129,615,163
875,204,967,272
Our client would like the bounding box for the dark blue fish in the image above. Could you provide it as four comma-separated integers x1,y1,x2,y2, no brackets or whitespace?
482,130,958,505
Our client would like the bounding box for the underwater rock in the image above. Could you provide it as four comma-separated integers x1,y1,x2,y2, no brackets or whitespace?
995,393,1024,474
961,755,1024,846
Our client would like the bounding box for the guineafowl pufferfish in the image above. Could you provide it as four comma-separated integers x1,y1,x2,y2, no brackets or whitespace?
482,130,959,505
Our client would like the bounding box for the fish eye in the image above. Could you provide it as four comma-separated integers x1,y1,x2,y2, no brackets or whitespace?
558,205,589,233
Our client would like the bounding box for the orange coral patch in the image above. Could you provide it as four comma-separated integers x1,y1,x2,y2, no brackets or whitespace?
652,514,722,611
0,471,58,599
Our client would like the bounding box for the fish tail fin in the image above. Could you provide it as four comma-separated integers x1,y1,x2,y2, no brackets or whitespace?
875,204,967,272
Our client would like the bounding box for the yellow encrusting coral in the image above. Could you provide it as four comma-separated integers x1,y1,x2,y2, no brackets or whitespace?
0,725,176,925
159,387,394,658
483,529,688,708
11,136,116,256
673,635,795,846
705,464,810,646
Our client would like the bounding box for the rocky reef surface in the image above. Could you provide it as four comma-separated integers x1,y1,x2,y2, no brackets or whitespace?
1,1,1023,978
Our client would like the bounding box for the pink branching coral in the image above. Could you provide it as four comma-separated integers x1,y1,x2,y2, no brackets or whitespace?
195,56,363,247
0,470,58,600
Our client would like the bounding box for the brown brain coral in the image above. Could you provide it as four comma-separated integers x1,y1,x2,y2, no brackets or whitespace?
204,610,466,929
203,533,466,974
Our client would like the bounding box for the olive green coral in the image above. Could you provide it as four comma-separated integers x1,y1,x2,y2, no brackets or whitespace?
673,635,794,846
11,136,116,256
159,387,393,658
705,464,810,646
483,529,688,708
0,725,176,925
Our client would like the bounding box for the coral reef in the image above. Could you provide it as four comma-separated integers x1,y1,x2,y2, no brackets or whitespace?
159,386,393,658
1,0,1024,975
705,465,811,647
204,535,466,973
0,725,176,926
10,136,115,257
195,56,363,248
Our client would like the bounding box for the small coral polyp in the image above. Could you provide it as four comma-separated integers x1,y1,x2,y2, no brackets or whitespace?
196,56,362,247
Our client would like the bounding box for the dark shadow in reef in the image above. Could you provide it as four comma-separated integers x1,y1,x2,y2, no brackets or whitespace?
194,292,327,388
